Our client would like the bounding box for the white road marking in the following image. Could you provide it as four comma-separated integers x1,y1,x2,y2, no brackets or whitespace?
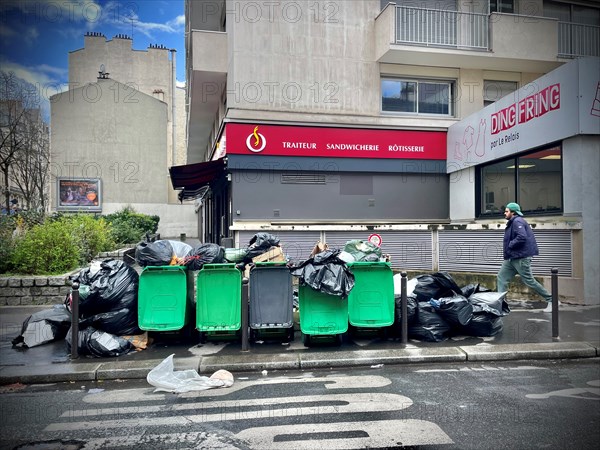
82,375,392,404
415,365,547,373
235,419,454,449
48,393,413,431
573,321,600,327
82,431,240,450
526,380,600,400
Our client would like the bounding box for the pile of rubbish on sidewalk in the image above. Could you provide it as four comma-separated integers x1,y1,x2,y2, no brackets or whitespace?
11,233,510,356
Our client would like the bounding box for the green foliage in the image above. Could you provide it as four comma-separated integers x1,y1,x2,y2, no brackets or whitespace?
11,220,80,275
103,206,160,245
10,214,116,275
67,215,115,264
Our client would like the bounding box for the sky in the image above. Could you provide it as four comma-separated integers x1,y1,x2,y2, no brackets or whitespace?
0,0,186,121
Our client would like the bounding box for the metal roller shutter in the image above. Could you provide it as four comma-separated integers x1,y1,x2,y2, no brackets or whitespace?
438,230,572,276
237,230,321,263
324,231,433,271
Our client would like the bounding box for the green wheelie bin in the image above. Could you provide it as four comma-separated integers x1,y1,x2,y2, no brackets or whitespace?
347,261,394,336
298,285,348,346
138,265,194,332
196,263,242,343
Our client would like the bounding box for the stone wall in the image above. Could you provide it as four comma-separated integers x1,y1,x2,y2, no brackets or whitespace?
0,274,74,306
0,247,135,306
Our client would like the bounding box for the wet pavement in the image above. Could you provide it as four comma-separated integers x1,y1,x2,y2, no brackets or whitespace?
1,300,599,385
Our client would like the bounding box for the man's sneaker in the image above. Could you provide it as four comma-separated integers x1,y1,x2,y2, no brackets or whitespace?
543,301,562,312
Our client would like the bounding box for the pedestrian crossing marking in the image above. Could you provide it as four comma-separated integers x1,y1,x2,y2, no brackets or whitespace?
82,375,392,404
47,393,413,431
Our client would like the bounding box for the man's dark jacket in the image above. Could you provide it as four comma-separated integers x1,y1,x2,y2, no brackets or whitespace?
503,216,539,260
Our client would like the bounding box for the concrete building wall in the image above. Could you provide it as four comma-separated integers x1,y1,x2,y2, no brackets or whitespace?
228,0,380,118
563,135,600,304
51,79,168,205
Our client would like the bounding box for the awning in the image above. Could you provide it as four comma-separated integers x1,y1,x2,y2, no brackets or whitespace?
169,158,226,201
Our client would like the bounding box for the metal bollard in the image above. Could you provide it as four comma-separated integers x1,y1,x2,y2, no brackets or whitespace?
180,233,187,242
400,271,408,345
70,282,79,359
241,277,249,352
551,268,559,339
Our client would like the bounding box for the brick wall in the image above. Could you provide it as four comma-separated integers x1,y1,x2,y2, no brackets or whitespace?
0,274,75,306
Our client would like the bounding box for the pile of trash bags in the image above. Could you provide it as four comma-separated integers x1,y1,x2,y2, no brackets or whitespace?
289,249,355,298
393,272,510,341
135,239,226,270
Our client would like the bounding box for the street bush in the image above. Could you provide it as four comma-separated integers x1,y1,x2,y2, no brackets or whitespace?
0,215,17,273
103,206,160,244
11,220,80,274
10,214,115,275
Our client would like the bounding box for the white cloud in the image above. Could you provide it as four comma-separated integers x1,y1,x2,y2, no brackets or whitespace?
0,60,68,121
176,80,186,88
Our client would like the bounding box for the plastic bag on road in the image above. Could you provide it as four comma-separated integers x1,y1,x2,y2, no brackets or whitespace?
468,291,510,316
12,305,72,348
393,275,418,297
429,294,473,326
392,294,418,337
461,283,492,298
147,354,234,393
290,249,355,298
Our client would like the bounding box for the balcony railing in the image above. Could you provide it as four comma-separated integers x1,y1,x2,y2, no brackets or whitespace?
558,22,600,58
395,5,489,50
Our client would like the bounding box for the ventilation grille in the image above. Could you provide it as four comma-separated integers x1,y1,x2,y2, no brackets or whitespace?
281,173,326,184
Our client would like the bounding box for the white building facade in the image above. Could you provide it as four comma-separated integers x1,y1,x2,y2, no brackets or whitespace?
179,0,600,304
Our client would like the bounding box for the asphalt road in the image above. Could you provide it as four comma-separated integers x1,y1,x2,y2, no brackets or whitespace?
1,358,599,449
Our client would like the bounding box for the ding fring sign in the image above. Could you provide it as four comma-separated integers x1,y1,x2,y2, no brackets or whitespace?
447,57,600,173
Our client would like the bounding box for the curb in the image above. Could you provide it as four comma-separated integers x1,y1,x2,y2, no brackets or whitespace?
1,342,598,385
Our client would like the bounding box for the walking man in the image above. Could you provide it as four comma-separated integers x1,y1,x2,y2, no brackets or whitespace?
497,202,558,312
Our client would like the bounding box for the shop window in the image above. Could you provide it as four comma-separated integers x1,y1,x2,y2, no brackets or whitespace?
483,80,517,107
478,145,562,217
382,78,454,116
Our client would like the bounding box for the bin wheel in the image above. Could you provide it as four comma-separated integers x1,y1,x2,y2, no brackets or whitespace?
378,326,391,340
250,329,258,343
334,333,343,346
199,332,207,344
285,327,295,342
302,333,311,347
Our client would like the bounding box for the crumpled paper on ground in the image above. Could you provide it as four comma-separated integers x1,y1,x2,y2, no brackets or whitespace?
147,354,234,393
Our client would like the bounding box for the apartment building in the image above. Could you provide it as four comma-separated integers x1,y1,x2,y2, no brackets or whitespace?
50,33,196,237
175,0,600,304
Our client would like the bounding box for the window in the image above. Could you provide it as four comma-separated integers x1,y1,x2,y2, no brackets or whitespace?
478,145,562,217
490,0,514,13
382,78,454,116
483,80,518,107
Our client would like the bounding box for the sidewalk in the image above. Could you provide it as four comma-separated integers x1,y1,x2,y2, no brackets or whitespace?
1,301,598,385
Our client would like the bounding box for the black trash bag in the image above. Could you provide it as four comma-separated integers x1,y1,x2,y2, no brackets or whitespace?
343,240,382,262
186,243,225,271
429,294,473,327
461,283,492,298
408,302,451,342
79,307,141,336
70,259,139,317
391,294,418,337
457,312,504,337
66,326,133,357
245,233,281,261
135,240,175,267
290,249,355,298
12,305,72,348
468,291,510,316
413,272,462,302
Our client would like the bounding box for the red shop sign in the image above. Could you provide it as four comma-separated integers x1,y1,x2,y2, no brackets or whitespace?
226,123,446,160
